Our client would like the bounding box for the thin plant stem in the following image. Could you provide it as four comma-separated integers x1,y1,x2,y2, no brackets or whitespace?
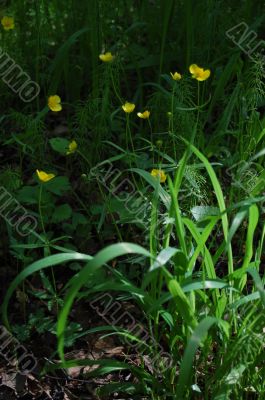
38,184,58,314
110,65,123,105
170,82,177,160
38,184,46,237
148,118,154,164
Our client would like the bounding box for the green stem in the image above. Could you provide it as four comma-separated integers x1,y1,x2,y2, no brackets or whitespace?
38,184,58,314
170,82,177,160
196,81,200,131
77,149,91,167
126,114,135,154
96,179,123,242
110,65,123,105
148,118,154,164
38,185,46,236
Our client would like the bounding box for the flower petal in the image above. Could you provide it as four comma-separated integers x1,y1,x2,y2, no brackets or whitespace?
122,102,135,113
189,64,198,74
36,169,55,182
48,95,62,112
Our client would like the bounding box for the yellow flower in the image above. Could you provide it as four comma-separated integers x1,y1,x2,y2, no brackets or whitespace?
48,95,62,112
170,71,182,80
137,110,150,119
36,169,55,183
99,52,114,62
122,102,135,113
189,64,211,81
151,169,167,183
1,16,14,30
67,140,77,155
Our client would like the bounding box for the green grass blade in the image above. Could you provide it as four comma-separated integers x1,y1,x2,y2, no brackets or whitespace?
238,204,259,290
182,140,234,277
168,279,197,329
177,317,218,397
2,252,92,329
57,243,150,360
167,175,187,256
183,216,218,277
130,168,171,209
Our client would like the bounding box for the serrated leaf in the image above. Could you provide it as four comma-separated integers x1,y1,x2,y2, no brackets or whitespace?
52,204,72,223
72,212,88,229
46,176,71,195
17,186,39,204
191,205,220,222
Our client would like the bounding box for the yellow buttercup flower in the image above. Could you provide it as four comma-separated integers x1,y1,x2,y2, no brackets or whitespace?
1,16,14,30
137,110,150,119
189,64,211,81
122,102,135,113
67,140,78,155
99,52,114,62
151,169,167,183
48,95,62,112
170,71,182,81
36,169,55,183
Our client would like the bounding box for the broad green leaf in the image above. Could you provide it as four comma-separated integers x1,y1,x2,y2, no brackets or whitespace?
52,204,72,223
46,176,71,195
49,137,69,154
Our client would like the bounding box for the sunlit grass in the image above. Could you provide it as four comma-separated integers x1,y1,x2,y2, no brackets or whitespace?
0,1,265,398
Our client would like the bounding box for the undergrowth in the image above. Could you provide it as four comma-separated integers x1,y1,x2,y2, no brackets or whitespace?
0,1,265,399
